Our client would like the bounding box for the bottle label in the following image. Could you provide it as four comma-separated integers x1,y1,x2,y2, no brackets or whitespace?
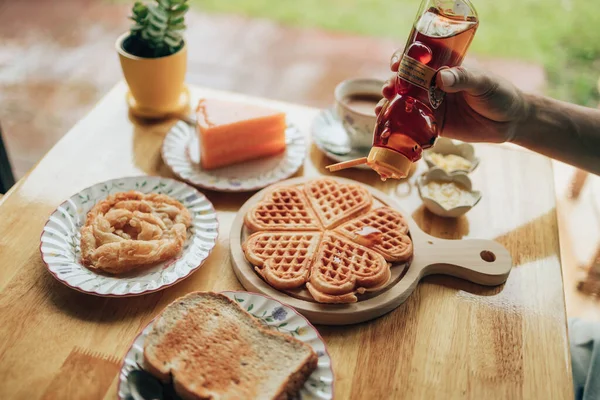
428,67,447,109
397,55,445,109
397,55,436,91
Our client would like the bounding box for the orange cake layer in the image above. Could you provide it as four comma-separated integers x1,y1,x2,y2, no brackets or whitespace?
196,98,287,170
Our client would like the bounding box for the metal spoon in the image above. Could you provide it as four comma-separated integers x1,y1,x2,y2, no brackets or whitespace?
127,369,164,400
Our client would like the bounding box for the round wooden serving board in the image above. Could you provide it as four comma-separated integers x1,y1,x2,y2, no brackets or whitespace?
230,177,512,325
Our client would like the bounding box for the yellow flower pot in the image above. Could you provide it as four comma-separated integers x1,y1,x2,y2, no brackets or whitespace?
116,32,189,118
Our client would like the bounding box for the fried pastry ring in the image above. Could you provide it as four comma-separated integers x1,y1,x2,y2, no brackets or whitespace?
80,191,192,274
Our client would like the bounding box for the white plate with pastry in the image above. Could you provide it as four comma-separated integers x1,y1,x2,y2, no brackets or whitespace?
40,176,218,297
162,98,306,192
118,291,334,400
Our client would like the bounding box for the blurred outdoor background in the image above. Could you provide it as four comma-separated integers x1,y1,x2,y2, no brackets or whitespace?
0,0,599,317
194,0,600,107
2,0,599,177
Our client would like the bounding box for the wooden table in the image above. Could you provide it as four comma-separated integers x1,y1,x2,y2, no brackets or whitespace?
0,83,573,399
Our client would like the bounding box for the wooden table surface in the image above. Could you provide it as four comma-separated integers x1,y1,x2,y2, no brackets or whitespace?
0,83,572,399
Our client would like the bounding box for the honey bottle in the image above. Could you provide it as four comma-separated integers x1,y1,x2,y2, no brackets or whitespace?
327,0,479,180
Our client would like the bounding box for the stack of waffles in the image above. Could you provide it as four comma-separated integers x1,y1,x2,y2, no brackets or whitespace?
243,178,413,303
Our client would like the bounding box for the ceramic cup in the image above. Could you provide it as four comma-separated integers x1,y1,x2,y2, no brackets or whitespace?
334,78,385,149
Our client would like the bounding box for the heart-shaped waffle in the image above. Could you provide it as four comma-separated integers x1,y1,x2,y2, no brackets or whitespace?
243,231,321,290
306,232,390,303
304,178,372,229
244,186,321,232
336,207,413,262
242,178,412,304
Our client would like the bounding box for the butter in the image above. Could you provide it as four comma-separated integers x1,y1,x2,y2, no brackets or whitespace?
353,226,383,246
355,226,382,237
428,152,472,172
421,180,475,209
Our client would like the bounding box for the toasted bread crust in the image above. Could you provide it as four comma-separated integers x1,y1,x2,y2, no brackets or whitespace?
143,292,318,400
274,351,319,400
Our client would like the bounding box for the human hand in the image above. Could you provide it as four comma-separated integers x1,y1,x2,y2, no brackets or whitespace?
376,49,530,143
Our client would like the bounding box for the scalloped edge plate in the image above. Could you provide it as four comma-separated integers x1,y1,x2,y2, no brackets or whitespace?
417,167,482,218
162,120,306,192
311,108,371,170
39,176,219,297
424,137,480,173
117,291,334,400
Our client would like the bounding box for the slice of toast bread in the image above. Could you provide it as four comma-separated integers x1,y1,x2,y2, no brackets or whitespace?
143,292,318,400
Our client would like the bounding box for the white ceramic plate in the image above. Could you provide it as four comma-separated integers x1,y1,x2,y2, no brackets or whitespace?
118,291,334,400
39,176,219,297
162,120,306,192
311,108,370,170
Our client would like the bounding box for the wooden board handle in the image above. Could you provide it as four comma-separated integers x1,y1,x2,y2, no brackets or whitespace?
414,236,512,286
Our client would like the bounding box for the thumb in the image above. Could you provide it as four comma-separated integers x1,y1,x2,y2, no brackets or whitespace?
437,67,495,96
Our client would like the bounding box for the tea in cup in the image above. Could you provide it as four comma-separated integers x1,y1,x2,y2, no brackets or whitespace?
334,78,385,149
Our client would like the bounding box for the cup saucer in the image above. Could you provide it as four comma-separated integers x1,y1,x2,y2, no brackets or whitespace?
311,108,371,170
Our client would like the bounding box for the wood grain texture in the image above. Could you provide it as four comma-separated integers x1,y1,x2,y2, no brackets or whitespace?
0,83,572,399
41,347,120,400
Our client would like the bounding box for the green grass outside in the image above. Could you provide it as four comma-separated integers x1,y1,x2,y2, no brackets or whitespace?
192,0,600,106
127,0,600,106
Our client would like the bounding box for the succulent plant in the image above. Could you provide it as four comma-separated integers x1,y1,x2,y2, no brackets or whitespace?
125,0,189,58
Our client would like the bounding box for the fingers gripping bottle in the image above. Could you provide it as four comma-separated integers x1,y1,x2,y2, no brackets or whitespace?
327,0,478,180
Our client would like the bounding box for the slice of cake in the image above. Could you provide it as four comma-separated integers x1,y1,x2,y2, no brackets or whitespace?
196,98,287,170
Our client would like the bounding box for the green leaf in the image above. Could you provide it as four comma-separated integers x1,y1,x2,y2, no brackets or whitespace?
247,304,254,312
165,30,182,40
235,297,244,303
168,23,186,31
132,2,148,14
129,0,186,57
150,16,167,27
148,25,164,35
150,18,168,30
163,36,181,48
170,16,185,25
142,28,161,42
170,4,189,18
278,322,288,328
148,5,168,22
265,317,273,322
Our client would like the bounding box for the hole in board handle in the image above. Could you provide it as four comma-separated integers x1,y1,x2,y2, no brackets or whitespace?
480,250,496,263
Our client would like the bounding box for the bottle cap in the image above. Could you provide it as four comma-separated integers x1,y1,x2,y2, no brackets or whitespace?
367,146,412,180
325,147,412,180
